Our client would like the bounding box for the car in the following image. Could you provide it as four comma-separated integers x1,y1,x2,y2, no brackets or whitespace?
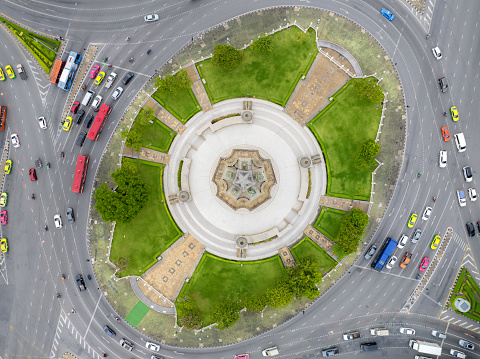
146,342,160,351
407,213,417,228
70,101,80,114
441,126,450,141
122,72,134,85
76,274,86,291
29,168,37,181
0,238,8,253
95,71,105,85
261,346,279,356
0,68,5,81
478,222,480,233
5,65,15,79
412,228,422,243
84,114,94,128
119,338,134,351
432,47,442,60
76,131,87,147
463,166,473,182
364,245,377,260
321,347,339,357
467,223,475,237
74,110,85,125
422,206,432,221
144,14,159,22
468,188,477,201
419,256,430,272
431,330,447,339
234,355,249,359
342,331,360,341
151,356,165,359
38,116,47,129
380,8,394,21
450,106,459,121
103,325,116,338
450,349,466,358
0,210,7,225
397,235,408,249
4,160,12,174
89,64,100,79
386,256,397,269
439,150,447,168
431,235,441,250
63,116,73,131
360,342,378,351
439,77,449,92
66,208,75,223
459,339,475,350
92,95,103,111
0,193,7,207
111,86,124,100
54,214,62,228
11,133,20,148
400,252,412,268
399,327,415,335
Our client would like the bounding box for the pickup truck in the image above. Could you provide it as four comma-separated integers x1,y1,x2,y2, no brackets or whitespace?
343,331,360,340
105,72,117,89
16,64,27,80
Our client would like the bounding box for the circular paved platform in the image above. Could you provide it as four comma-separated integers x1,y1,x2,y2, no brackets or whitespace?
165,99,326,260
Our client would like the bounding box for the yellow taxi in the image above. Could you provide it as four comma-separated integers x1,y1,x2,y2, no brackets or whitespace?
4,160,12,174
63,116,73,131
431,235,441,250
1,238,8,253
407,213,417,228
5,65,15,79
95,71,105,85
0,68,5,81
450,106,459,122
0,193,7,207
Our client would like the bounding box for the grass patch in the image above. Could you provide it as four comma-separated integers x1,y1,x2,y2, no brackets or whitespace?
110,159,182,277
291,237,337,275
126,301,150,327
177,253,285,326
151,87,200,123
137,115,176,153
308,78,382,200
197,27,318,106
450,268,480,322
314,208,347,239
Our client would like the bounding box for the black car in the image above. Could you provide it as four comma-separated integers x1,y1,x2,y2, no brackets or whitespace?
76,131,87,147
84,114,94,128
467,223,475,237
438,77,448,92
66,208,75,223
364,245,377,260
104,325,116,338
361,342,378,351
321,347,339,357
74,109,85,124
122,72,134,85
477,222,480,233
76,274,86,291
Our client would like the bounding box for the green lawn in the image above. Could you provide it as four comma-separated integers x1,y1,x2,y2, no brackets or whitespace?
314,208,346,239
177,254,285,325
308,78,382,199
151,87,200,123
291,238,337,275
110,159,182,277
450,268,480,322
197,27,318,106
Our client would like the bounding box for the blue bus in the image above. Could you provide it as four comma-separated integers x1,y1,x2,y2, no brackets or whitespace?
57,51,82,90
371,237,398,272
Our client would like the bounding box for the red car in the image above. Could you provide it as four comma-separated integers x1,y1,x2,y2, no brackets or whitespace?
419,256,430,272
70,101,80,114
89,64,100,79
441,126,450,141
29,168,37,181
0,210,7,225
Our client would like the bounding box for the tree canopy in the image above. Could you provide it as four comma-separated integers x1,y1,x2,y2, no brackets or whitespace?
122,107,156,151
355,139,380,169
155,69,192,95
352,78,384,102
211,44,244,70
251,36,274,52
335,209,369,254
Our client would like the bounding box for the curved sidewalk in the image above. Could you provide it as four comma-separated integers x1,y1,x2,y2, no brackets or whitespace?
317,40,363,77
129,277,176,314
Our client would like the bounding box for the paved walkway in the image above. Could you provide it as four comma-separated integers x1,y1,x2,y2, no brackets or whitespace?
143,97,186,134
303,225,337,261
130,277,175,314
317,40,363,77
279,246,296,269
122,147,170,164
186,64,212,112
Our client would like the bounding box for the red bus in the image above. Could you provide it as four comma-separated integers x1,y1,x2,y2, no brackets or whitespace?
87,104,112,141
72,155,89,193
49,59,65,84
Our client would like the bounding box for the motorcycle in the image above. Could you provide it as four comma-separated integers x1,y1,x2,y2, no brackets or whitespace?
47,162,50,169
45,225,49,231
36,158,43,168
433,196,436,202
81,84,86,91
108,64,113,70
147,49,151,55
126,36,131,41
57,293,61,298
87,274,92,281
62,274,65,280
417,172,422,178
129,57,134,63
31,193,35,200
60,152,65,158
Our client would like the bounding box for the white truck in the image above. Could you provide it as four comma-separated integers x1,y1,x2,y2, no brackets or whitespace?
261,346,279,356
370,328,389,336
457,190,466,207
16,64,27,80
105,72,117,89
409,340,442,355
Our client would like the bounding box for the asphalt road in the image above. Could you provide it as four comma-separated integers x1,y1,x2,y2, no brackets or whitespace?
0,0,479,358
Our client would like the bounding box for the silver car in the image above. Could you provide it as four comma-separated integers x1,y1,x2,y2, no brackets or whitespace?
38,116,47,129
144,14,159,22
431,330,446,339
411,229,422,243
111,87,124,100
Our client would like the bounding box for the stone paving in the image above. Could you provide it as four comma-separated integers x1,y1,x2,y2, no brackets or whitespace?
133,277,175,310
142,234,205,302
143,97,186,134
122,146,170,164
279,246,296,269
319,196,353,211
303,225,337,261
186,64,212,112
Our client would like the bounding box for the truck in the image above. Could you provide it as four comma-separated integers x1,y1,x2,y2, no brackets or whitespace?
261,346,279,356
0,106,6,131
457,190,466,207
370,328,389,336
104,72,117,89
16,64,27,80
409,339,442,355
343,331,360,341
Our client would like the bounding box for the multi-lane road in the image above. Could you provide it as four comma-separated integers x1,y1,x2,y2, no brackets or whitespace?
0,0,479,358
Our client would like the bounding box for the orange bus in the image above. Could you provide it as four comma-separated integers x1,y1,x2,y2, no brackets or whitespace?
72,155,89,193
49,59,65,84
87,104,111,141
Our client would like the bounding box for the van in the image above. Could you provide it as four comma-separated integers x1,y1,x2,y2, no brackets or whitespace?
361,342,378,351
82,90,95,106
92,95,103,111
370,328,389,336
454,133,466,152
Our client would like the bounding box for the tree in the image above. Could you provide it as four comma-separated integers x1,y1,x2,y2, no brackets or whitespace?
352,78,384,102
177,296,202,329
251,36,273,52
335,209,369,254
245,294,268,312
211,44,244,70
355,139,380,169
283,257,322,300
211,298,241,329
265,284,294,309
122,107,156,150
155,69,192,95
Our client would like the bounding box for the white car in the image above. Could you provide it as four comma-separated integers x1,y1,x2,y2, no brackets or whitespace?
54,214,63,229
38,116,47,129
399,327,415,335
439,150,447,168
146,342,160,351
422,206,432,221
111,87,124,100
450,349,466,358
463,166,473,182
468,188,477,201
397,235,408,249
432,46,442,60
11,133,20,148
144,14,159,22
386,256,397,269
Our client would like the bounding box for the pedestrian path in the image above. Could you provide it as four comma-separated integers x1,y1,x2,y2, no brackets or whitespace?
122,146,170,164
185,64,212,112
279,246,296,269
143,97,186,133
303,225,337,261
